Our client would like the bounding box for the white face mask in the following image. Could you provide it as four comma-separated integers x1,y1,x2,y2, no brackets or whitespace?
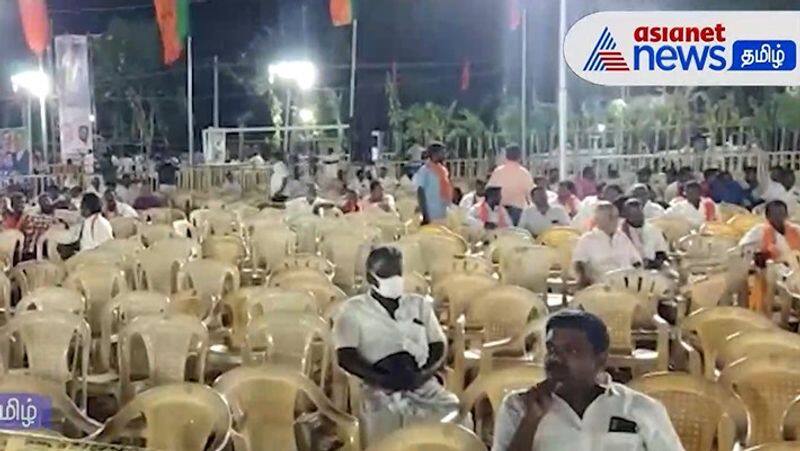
370,273,405,299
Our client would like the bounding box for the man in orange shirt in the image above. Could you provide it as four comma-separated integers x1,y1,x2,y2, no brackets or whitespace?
487,144,534,225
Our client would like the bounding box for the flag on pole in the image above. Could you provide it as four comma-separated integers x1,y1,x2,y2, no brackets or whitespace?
153,0,190,65
17,0,50,56
508,0,522,30
460,60,471,92
330,0,357,27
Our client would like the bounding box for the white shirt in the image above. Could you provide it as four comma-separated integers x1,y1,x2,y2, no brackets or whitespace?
573,228,643,282
664,181,681,203
571,196,600,231
363,194,397,214
115,185,137,205
761,180,792,204
467,202,513,231
519,204,570,236
491,379,684,451
643,201,666,220
285,197,329,216
333,293,445,366
107,202,139,219
459,191,483,209
664,199,717,227
83,153,95,174
739,223,800,260
285,179,305,199
117,157,134,175
249,154,265,165
270,161,289,197
79,213,114,251
621,222,668,260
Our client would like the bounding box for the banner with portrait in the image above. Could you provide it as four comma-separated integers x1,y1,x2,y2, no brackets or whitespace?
0,128,30,175
55,35,93,164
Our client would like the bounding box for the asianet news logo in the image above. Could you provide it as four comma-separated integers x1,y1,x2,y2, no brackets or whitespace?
565,12,800,86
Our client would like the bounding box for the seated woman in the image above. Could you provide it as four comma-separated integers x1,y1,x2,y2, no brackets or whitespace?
332,246,462,446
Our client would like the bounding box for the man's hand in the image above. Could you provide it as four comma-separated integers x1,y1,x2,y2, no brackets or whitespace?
754,251,768,269
521,379,557,425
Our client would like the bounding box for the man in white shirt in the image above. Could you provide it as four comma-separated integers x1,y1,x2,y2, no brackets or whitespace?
459,179,486,210
572,201,642,287
619,198,669,269
103,190,138,219
519,186,570,237
571,184,623,231
533,177,558,205
739,200,800,265
285,183,333,216
630,184,665,220
363,180,397,214
491,310,683,451
270,156,290,202
664,181,718,226
83,150,95,175
115,174,137,205
221,171,243,198
468,186,513,233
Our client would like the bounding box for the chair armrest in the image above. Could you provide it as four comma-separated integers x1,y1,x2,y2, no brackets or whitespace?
448,315,467,394
652,315,670,371
678,337,703,376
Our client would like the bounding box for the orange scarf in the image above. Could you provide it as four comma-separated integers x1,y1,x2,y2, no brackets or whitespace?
701,198,716,221
478,202,508,228
428,161,453,202
749,221,800,315
761,221,800,260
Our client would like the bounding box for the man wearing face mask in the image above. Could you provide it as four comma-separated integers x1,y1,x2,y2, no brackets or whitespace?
618,197,669,270
332,246,461,446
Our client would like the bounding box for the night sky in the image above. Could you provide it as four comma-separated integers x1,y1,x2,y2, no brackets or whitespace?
0,0,797,149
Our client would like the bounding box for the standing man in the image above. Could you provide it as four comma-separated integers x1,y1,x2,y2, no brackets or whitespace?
491,310,683,451
487,144,534,224
414,143,452,225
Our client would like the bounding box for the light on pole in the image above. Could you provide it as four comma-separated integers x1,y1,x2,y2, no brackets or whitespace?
268,61,318,155
11,70,51,166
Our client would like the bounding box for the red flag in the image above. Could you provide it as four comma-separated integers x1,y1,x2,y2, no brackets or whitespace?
508,0,522,30
330,0,355,27
17,0,50,56
153,0,184,65
460,60,471,92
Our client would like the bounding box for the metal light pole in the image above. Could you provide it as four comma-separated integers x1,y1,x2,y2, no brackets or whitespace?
557,0,568,179
11,69,50,166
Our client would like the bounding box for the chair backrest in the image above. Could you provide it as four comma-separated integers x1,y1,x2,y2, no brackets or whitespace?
63,264,128,335
684,271,731,314
318,230,376,292
681,307,777,379
466,285,549,343
244,311,333,386
150,237,200,261
17,287,85,315
629,372,745,451
244,289,318,320
719,329,800,371
214,365,360,451
202,235,246,266
118,314,209,402
0,229,23,265
0,310,90,391
699,222,741,240
535,226,580,275
98,291,171,373
205,210,240,237
365,423,486,451
486,231,535,264
677,233,738,260
273,254,335,280
601,268,674,325
96,383,230,451
0,374,101,435
9,260,66,297
388,238,426,277
648,217,695,247
461,365,546,435
136,248,187,294
143,207,186,225
717,203,751,222
251,227,297,273
109,216,139,239
138,223,176,247
404,271,430,296
571,285,644,353
409,231,468,276
727,214,763,238
719,355,800,446
433,273,498,325
65,248,124,273
36,227,71,262
286,213,323,254
0,272,11,323
498,245,556,293
177,259,240,320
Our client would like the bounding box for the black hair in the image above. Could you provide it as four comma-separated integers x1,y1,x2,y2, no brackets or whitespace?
427,142,446,155
582,166,594,177
505,144,521,161
81,193,103,215
366,246,402,274
369,180,382,191
547,309,610,354
604,184,622,196
531,185,546,196
765,199,788,215
684,180,702,192
485,186,502,197
559,180,576,193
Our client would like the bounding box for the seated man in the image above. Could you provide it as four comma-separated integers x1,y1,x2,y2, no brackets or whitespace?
571,184,623,231
459,178,486,209
664,181,718,226
572,201,642,288
103,189,139,219
468,186,512,231
556,181,580,217
491,309,682,451
618,198,668,270
285,183,333,215
19,194,64,260
519,186,570,237
363,180,397,214
333,247,461,446
629,184,665,219
533,176,558,205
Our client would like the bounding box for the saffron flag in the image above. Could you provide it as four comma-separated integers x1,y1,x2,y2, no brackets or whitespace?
17,0,50,56
153,0,189,65
330,0,356,27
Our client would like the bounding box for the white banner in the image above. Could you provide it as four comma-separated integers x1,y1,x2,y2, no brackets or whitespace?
564,11,800,86
202,128,226,163
55,35,93,163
